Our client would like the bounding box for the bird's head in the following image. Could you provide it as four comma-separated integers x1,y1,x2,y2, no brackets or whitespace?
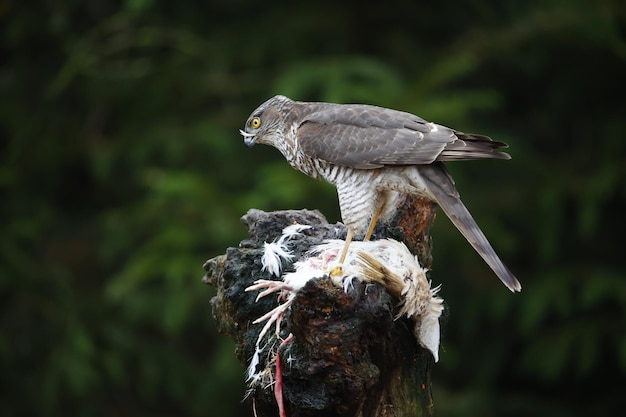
240,95,293,148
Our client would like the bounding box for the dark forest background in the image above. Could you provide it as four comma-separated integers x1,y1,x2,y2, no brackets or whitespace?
1,0,625,416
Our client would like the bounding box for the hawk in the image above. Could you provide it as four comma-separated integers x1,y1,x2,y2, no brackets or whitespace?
240,95,521,292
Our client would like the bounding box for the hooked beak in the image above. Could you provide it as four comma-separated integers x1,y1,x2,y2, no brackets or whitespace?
239,129,256,147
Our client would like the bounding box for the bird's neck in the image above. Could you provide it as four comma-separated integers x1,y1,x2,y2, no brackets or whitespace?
272,123,322,180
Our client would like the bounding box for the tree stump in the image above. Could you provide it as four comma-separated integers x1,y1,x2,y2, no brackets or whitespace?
203,196,439,417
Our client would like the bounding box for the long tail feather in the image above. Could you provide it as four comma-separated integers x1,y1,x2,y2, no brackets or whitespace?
419,163,521,292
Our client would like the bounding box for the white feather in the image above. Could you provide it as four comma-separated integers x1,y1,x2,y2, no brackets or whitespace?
279,224,312,242
260,224,312,277
261,241,293,277
247,344,262,382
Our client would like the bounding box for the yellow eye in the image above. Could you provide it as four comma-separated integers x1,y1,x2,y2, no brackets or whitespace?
250,117,261,129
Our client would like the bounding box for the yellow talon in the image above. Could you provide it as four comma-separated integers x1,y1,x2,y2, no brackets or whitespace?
329,265,344,277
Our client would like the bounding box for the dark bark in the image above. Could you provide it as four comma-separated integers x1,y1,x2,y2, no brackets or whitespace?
203,196,438,417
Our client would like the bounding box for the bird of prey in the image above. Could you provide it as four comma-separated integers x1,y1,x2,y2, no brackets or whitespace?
240,95,521,292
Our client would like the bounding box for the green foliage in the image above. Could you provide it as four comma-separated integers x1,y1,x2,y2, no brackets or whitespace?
1,0,625,416
273,57,406,103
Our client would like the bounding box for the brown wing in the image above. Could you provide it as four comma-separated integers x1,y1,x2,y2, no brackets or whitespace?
296,103,509,169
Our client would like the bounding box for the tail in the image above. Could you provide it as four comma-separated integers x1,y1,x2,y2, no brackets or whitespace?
419,163,521,292
437,132,511,162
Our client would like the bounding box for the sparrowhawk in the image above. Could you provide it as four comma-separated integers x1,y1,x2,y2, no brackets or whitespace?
240,95,521,292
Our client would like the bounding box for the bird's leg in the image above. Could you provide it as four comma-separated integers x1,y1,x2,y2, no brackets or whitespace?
330,203,382,277
363,205,384,241
338,228,354,264
274,333,293,417
329,229,354,277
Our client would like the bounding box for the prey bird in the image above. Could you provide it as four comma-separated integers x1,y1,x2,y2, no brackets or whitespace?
240,95,521,292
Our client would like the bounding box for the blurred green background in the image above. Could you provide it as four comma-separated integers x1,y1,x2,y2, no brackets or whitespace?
1,0,625,416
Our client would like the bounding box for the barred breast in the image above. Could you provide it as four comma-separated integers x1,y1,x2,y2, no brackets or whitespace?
314,163,429,237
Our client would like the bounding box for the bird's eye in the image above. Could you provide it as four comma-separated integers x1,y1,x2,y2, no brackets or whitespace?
250,117,261,129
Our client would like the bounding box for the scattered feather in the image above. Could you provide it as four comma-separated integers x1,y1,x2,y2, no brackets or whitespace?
260,224,312,277
280,224,312,241
261,242,293,277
